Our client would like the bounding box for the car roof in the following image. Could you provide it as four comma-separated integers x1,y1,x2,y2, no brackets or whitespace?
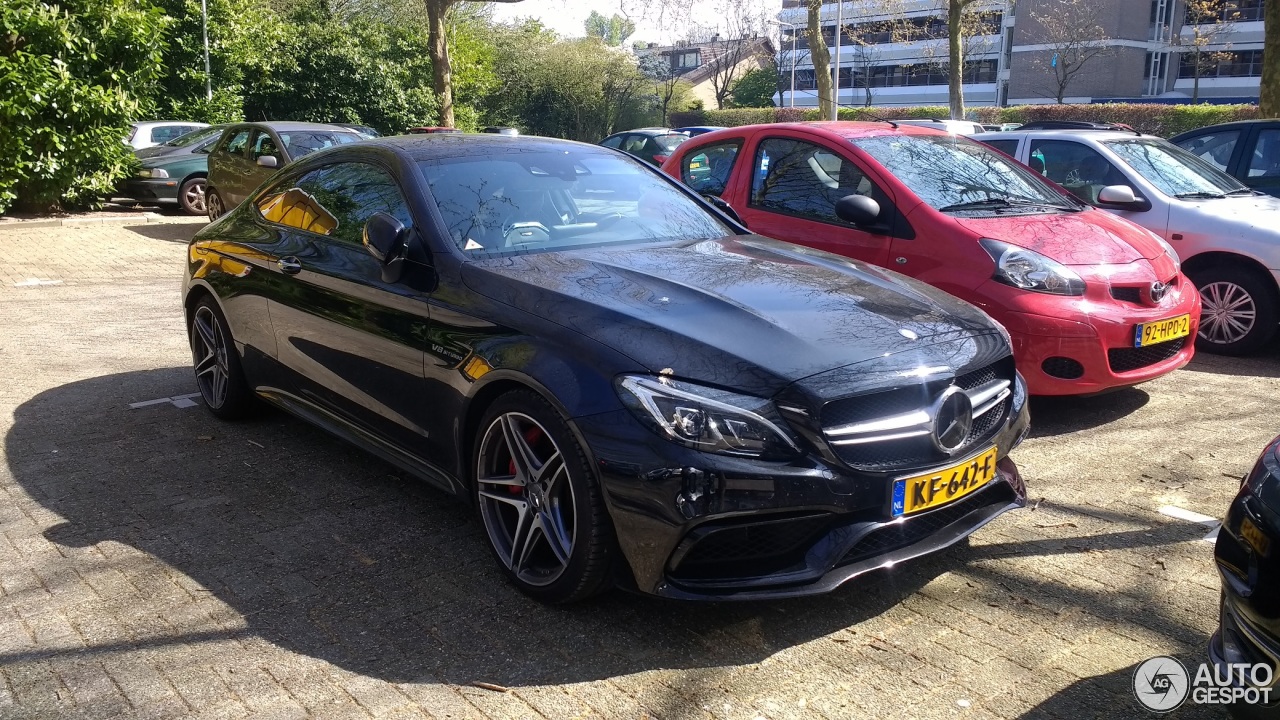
133,121,209,127
357,133,611,161
229,121,359,133
978,129,1150,141
1171,119,1280,137
609,127,680,137
684,121,964,142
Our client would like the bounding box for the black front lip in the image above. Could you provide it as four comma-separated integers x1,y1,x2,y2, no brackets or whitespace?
1210,598,1280,706
118,178,180,202
654,461,1024,600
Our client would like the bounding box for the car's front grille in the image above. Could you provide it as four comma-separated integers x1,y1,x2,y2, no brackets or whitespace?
670,513,832,580
838,482,1015,566
1108,337,1187,373
819,358,1014,473
1110,286,1142,304
1042,356,1084,379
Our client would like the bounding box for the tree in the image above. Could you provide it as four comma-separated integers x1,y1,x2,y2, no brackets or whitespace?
1261,0,1280,116
640,51,691,124
730,63,779,107
585,11,635,46
1180,0,1240,102
0,0,168,214
806,0,834,119
1029,0,1112,103
945,0,985,119
423,0,520,128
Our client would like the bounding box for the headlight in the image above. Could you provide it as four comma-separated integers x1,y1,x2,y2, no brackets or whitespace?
980,239,1085,296
137,167,169,178
617,375,799,459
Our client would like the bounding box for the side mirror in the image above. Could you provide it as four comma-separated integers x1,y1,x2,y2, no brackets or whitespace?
835,194,882,227
703,194,744,227
256,155,278,168
363,212,409,283
1097,185,1137,204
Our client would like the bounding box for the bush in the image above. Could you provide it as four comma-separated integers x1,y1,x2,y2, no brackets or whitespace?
0,0,168,214
669,102,1258,137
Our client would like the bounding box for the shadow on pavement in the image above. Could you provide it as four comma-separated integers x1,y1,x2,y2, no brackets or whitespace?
124,223,204,244
1181,349,1280,380
1027,388,1150,439
1018,664,1235,719
6,368,953,690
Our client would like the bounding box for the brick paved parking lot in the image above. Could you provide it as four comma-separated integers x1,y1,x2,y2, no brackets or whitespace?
1,222,1276,719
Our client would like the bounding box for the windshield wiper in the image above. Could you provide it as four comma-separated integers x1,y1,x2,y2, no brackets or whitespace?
1226,188,1256,196
1175,191,1227,199
938,197,1067,212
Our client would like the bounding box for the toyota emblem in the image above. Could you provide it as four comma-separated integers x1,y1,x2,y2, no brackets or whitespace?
1150,281,1169,302
931,386,974,454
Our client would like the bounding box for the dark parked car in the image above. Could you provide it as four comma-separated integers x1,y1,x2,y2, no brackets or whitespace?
119,125,229,215
205,122,362,220
185,134,1029,603
1173,120,1280,198
675,126,728,137
334,123,381,139
599,127,688,165
1213,435,1280,718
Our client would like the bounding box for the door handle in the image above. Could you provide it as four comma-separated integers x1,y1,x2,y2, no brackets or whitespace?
278,256,302,275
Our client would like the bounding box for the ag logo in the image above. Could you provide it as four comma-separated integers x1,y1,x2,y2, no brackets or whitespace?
1133,656,1190,712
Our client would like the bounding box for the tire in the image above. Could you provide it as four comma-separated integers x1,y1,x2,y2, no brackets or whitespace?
189,296,257,420
179,177,207,215
206,188,225,222
473,390,614,603
1189,265,1279,356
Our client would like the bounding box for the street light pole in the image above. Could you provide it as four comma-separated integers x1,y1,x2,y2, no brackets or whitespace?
831,0,842,120
789,25,796,107
201,0,212,102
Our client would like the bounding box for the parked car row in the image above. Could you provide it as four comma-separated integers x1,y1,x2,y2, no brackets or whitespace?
181,122,1276,714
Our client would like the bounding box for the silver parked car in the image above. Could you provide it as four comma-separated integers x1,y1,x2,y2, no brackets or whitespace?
126,121,210,150
981,128,1280,355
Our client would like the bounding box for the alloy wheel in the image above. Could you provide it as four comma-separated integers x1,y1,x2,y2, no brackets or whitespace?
476,412,576,587
190,305,231,409
206,191,224,221
1199,281,1256,346
183,179,207,214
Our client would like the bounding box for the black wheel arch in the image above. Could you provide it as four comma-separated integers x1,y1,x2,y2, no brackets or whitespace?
1182,251,1280,298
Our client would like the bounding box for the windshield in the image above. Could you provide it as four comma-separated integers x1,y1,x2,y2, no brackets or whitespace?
850,134,1077,211
1104,138,1248,197
654,134,688,152
164,126,223,147
419,149,731,256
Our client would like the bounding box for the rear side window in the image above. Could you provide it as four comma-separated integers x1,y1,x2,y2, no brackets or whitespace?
984,139,1020,157
682,141,741,197
750,137,877,224
1176,130,1240,172
256,162,412,245
600,135,623,149
220,130,251,156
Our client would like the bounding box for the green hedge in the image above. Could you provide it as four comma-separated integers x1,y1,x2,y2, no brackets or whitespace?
670,103,1261,138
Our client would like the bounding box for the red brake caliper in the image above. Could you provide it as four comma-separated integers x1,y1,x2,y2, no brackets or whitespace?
507,426,543,494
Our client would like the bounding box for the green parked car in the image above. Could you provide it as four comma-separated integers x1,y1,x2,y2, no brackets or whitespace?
118,125,228,215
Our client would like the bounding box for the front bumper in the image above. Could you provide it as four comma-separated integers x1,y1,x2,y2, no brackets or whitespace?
578,385,1029,600
118,177,181,203
985,275,1201,396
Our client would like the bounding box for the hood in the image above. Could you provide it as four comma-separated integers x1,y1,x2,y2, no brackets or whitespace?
1176,193,1280,232
950,208,1160,266
460,236,1003,396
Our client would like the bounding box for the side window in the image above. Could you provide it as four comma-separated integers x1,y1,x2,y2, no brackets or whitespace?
622,135,649,154
1176,130,1239,172
600,135,623,149
251,130,280,160
1029,139,1128,205
750,137,877,224
220,129,250,156
682,141,741,196
1247,129,1280,178
256,163,412,245
983,139,1020,158
150,126,177,144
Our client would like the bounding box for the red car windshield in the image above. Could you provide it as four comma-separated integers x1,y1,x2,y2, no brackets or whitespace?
850,134,1079,212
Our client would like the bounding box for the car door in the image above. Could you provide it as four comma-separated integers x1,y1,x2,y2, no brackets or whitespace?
1239,127,1280,197
246,129,284,196
209,127,253,206
254,161,436,457
679,139,743,198
733,134,896,266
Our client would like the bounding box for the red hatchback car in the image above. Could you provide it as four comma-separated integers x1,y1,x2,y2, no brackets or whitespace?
663,122,1201,396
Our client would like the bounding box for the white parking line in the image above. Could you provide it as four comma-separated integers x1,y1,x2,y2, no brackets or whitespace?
129,393,201,410
13,278,62,287
1159,504,1222,543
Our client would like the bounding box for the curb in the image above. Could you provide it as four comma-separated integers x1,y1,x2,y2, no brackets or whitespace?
0,213,207,231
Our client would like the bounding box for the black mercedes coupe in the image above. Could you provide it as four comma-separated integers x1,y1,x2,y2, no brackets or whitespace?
183,134,1030,603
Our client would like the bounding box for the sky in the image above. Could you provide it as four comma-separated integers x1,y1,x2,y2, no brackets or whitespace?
489,0,779,45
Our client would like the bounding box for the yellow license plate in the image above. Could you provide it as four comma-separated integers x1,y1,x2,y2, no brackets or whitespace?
1134,314,1191,347
892,447,998,517
1241,517,1271,557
